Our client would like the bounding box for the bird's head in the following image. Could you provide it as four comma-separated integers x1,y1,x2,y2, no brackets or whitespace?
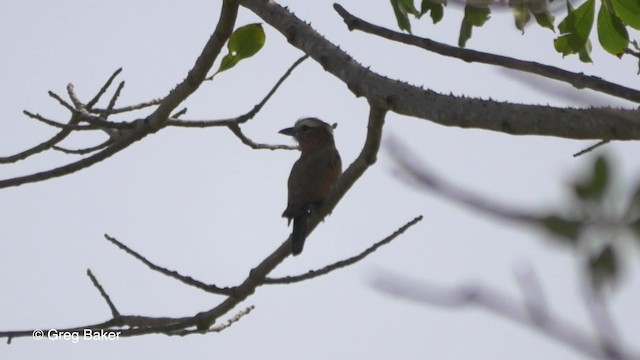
279,117,337,152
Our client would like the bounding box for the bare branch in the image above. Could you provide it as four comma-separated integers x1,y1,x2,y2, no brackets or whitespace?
169,54,309,128
514,264,550,324
1,106,396,341
86,269,120,317
0,129,144,189
0,115,80,164
48,90,77,113
53,138,113,155
91,98,163,115
333,4,640,104
228,124,297,150
22,111,94,131
172,107,188,119
143,0,238,130
86,68,123,109
579,275,626,358
370,271,640,360
0,0,239,189
104,234,235,296
386,136,539,224
265,215,422,284
168,306,255,336
99,81,125,121
573,140,610,158
66,83,84,110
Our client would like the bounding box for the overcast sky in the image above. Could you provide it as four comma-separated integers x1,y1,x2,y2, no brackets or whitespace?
1,1,639,359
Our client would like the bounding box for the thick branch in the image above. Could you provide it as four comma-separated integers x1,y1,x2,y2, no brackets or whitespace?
333,4,640,104
238,0,640,140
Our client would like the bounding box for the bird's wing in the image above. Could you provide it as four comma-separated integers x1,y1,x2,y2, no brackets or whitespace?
284,147,342,218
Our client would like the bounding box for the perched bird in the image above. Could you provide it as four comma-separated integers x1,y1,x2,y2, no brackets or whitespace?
279,117,342,255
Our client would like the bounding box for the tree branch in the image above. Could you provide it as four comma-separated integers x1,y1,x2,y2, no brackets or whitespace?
0,0,239,189
143,0,238,130
333,4,640,104
168,54,308,129
104,234,235,296
228,124,297,150
238,0,640,140
265,215,422,284
370,270,639,360
86,269,120,317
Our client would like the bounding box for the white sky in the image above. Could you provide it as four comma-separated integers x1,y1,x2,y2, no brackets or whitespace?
1,1,639,359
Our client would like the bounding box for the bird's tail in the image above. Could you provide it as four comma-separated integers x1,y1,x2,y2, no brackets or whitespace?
291,215,308,256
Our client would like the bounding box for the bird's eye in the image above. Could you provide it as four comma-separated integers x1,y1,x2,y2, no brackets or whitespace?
300,125,310,132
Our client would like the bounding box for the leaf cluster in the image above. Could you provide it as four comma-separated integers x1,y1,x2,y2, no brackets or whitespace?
540,155,640,291
390,0,640,66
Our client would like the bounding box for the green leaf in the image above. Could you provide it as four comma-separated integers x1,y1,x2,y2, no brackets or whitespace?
540,215,582,241
573,155,610,201
626,181,640,243
214,23,266,75
458,4,491,47
610,0,640,29
421,0,445,24
399,0,420,16
527,1,555,31
578,38,593,62
554,0,595,62
597,3,629,56
391,0,417,33
588,244,618,291
509,0,531,33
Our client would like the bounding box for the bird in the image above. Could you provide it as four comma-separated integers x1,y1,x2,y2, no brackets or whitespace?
279,117,342,256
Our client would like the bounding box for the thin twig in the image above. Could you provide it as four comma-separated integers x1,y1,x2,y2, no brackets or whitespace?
86,269,120,317
48,90,77,113
66,83,84,110
53,138,114,155
579,274,625,358
573,140,610,157
0,126,146,189
169,306,255,336
0,114,81,164
22,111,94,131
228,124,297,150
172,107,188,119
98,81,125,121
168,54,309,128
86,68,123,109
91,99,163,115
104,234,235,296
265,215,422,284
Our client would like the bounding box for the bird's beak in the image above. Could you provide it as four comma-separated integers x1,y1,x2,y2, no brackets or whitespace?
278,127,296,136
